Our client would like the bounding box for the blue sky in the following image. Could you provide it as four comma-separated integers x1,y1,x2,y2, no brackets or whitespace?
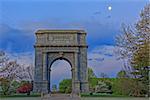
0,0,149,86
0,0,149,52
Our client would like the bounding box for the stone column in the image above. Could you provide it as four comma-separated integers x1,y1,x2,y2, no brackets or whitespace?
33,50,43,93
43,52,47,80
73,52,80,94
48,68,51,93
79,47,89,93
42,52,48,93
71,67,75,95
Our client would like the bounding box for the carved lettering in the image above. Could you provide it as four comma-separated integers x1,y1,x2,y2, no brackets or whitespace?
49,35,73,41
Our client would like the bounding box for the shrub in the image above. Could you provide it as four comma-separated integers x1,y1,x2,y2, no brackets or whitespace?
16,83,32,95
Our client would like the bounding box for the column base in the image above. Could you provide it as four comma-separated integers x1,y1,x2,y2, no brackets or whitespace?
72,81,80,95
80,81,89,93
33,80,49,93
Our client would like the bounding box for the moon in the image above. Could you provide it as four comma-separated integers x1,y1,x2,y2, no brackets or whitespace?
108,6,112,11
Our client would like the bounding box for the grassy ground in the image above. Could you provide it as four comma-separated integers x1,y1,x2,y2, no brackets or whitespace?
82,97,149,100
80,93,149,100
1,97,41,100
0,93,40,98
1,93,149,100
81,93,130,97
1,97,149,100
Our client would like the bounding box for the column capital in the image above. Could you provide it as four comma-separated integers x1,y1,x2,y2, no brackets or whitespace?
71,67,75,71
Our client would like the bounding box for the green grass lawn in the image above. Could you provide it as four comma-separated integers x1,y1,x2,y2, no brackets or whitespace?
1,97,149,100
82,97,149,100
81,93,129,97
0,93,40,98
80,93,149,100
1,93,149,100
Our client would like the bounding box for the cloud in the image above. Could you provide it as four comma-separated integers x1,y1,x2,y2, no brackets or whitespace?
93,11,101,15
0,18,118,53
7,52,34,65
19,19,87,32
88,45,124,77
0,24,34,53
18,19,118,47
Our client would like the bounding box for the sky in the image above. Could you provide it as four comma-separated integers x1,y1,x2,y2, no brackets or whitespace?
0,0,149,87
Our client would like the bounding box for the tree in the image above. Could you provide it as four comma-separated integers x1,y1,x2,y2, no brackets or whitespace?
0,51,33,95
0,61,27,95
88,67,96,79
0,51,9,68
115,4,150,96
117,70,128,78
59,79,72,93
26,64,34,82
52,84,57,92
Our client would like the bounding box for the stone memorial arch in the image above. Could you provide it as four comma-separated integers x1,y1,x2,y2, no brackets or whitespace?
33,30,89,94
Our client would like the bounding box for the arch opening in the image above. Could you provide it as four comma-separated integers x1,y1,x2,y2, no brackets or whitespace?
48,58,72,93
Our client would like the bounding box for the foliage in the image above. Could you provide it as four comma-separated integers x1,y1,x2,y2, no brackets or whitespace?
0,51,9,68
112,78,145,96
112,78,131,95
88,67,96,80
9,80,20,94
89,77,146,96
0,51,34,95
115,4,150,96
117,70,128,78
95,81,112,93
52,84,57,92
0,78,20,95
59,79,72,93
59,69,109,94
0,78,29,95
59,77,146,96
0,54,24,95
0,77,32,96
0,78,10,95
89,78,115,93
16,83,32,95
131,4,150,96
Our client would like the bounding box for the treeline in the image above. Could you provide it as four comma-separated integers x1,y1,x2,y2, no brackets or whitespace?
58,77,149,97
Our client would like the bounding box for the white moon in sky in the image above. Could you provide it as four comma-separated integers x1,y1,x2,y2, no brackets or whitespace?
108,6,112,11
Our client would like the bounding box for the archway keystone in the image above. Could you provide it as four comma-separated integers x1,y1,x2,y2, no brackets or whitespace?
33,30,89,94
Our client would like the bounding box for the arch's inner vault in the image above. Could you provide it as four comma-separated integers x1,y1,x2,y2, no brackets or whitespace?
50,59,72,92
33,30,89,94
